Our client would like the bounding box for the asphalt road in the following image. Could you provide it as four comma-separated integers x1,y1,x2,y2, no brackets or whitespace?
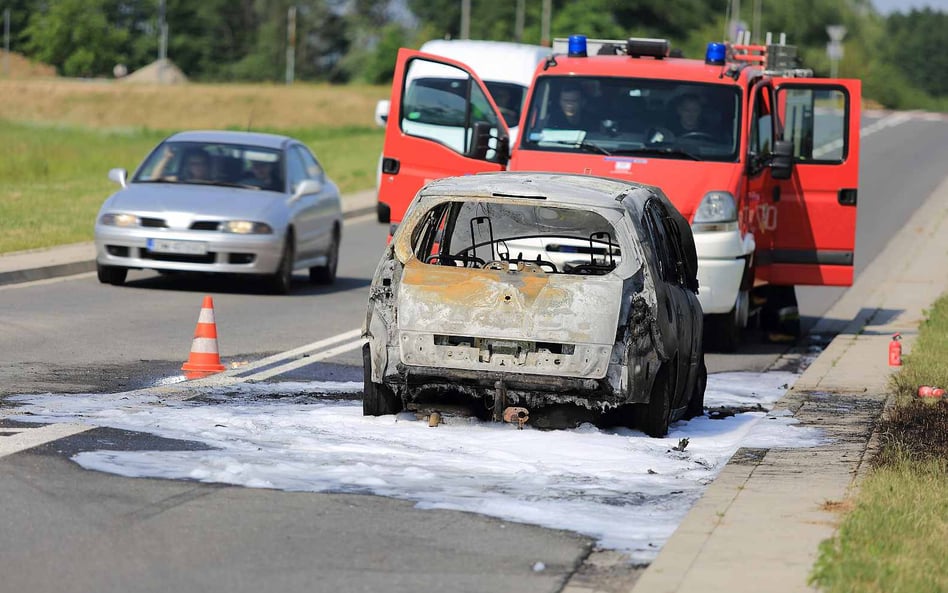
0,110,945,593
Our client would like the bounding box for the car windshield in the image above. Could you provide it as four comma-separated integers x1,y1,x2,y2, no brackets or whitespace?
132,141,284,191
521,76,741,162
411,200,636,276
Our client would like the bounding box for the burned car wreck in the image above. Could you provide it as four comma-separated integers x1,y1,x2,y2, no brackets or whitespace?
362,172,705,436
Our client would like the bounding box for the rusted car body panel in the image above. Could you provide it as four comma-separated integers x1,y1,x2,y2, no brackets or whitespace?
364,172,704,433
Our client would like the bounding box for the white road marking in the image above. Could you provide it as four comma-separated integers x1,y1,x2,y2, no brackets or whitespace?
240,337,365,382
860,112,913,137
194,328,363,385
0,422,91,458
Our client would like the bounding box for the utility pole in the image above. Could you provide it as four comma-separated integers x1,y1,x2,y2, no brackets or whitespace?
3,9,10,78
286,5,297,85
752,0,761,44
515,0,524,43
158,0,167,83
460,0,470,40
541,0,551,46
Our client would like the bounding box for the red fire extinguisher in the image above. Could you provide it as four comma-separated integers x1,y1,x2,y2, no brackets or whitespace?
889,333,902,367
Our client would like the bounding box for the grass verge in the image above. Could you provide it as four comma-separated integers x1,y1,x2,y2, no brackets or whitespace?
809,295,948,593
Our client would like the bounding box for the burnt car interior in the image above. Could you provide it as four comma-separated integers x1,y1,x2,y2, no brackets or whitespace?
412,200,626,275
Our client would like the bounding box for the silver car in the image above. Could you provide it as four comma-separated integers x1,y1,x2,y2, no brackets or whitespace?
363,172,705,436
94,130,343,293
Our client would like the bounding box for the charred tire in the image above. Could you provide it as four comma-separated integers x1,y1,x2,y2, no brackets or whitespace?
96,263,127,286
269,233,295,295
685,358,707,419
641,369,672,437
362,344,401,416
310,228,339,285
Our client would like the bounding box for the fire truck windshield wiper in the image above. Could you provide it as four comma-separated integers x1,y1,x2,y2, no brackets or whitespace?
543,140,612,156
618,146,701,161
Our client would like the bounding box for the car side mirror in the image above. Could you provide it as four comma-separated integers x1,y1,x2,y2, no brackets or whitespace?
293,178,323,199
770,139,794,180
108,168,128,188
374,100,390,127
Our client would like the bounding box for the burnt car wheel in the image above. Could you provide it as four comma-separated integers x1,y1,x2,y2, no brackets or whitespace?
310,229,339,285
685,358,707,419
96,263,127,286
641,369,672,437
362,344,401,416
269,234,294,295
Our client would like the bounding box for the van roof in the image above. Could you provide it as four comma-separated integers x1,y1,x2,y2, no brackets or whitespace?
419,39,552,86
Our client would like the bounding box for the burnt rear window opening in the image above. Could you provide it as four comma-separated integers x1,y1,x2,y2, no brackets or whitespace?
412,200,628,276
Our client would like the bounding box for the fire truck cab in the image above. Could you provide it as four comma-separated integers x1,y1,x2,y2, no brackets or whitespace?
378,35,861,350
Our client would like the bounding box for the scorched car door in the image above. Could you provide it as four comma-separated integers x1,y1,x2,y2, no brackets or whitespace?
379,49,510,227
770,78,861,286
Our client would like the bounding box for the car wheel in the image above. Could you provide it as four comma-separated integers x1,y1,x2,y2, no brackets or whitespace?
96,263,127,286
685,358,707,419
641,369,672,437
362,344,401,416
309,229,339,285
268,234,294,295
705,288,748,353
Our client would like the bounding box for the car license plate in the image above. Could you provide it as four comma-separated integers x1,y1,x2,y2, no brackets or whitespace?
146,238,208,255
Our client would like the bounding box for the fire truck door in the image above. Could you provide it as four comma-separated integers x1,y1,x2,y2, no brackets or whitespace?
770,79,861,286
379,49,509,226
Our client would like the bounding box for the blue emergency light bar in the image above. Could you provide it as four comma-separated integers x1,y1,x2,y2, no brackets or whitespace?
568,35,587,57
705,42,727,65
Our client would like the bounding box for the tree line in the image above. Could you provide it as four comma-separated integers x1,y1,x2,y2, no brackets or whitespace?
2,0,945,109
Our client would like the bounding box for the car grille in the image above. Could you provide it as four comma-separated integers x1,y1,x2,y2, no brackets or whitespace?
190,221,221,231
141,251,216,264
140,217,167,228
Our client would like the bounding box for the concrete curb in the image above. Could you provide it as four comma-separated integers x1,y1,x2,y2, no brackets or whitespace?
0,189,378,287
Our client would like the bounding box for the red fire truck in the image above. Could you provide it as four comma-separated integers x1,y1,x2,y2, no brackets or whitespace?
378,35,861,350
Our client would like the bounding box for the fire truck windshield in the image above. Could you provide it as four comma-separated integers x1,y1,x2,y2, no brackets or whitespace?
521,77,741,162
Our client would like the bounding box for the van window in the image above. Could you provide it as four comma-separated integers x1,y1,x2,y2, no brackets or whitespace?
400,58,503,161
778,87,848,163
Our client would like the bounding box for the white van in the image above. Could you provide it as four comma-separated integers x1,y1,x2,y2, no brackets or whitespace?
374,40,552,222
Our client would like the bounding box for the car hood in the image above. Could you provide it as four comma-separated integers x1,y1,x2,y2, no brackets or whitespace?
105,183,283,221
396,259,622,346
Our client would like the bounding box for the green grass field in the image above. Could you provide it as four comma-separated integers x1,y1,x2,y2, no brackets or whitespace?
0,79,386,254
809,295,948,593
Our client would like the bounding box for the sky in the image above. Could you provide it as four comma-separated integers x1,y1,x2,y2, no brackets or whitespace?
873,0,948,13
12,367,824,563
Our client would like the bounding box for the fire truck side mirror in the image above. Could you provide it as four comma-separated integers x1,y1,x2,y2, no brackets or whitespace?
468,122,509,164
770,139,794,180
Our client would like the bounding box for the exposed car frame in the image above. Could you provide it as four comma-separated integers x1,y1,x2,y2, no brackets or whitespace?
363,172,706,436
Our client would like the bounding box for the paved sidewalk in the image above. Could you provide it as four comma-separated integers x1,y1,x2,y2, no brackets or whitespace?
632,174,948,593
0,189,378,287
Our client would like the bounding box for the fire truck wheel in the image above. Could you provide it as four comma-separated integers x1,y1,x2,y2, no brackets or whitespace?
705,309,741,353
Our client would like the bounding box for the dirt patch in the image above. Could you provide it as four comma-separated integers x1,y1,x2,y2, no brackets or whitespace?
820,499,855,513
122,59,188,84
875,398,948,465
0,50,57,79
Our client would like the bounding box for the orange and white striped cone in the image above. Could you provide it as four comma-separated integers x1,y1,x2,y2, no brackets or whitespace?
181,295,226,379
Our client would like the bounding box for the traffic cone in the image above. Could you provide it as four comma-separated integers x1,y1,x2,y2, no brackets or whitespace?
181,295,226,379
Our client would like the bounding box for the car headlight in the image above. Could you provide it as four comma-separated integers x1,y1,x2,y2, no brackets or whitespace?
692,191,737,232
222,221,273,234
99,213,140,227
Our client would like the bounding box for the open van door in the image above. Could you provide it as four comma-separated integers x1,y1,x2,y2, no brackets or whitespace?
767,78,861,286
379,49,510,227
